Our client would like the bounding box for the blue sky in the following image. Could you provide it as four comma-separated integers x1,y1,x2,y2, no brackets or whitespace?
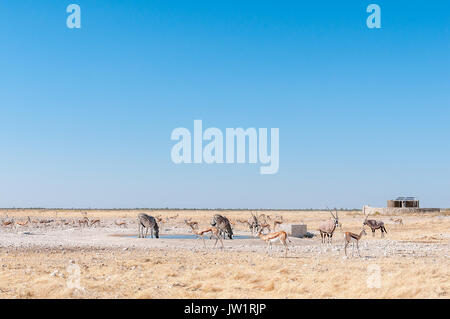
0,1,449,209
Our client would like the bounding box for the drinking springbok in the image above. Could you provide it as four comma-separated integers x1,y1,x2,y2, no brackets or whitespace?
318,208,339,244
210,214,233,239
256,229,291,258
138,213,160,238
363,207,387,238
344,229,367,257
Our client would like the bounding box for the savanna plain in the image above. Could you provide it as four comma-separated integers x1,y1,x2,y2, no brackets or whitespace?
0,209,448,299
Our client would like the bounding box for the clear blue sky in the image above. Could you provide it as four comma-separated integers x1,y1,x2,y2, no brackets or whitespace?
0,1,448,209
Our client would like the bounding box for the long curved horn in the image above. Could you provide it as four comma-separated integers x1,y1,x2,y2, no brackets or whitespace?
326,206,335,218
363,206,368,221
335,208,338,219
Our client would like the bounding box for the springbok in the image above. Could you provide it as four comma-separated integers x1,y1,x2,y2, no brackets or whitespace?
363,207,387,238
344,229,367,257
90,219,100,227
184,219,199,230
2,219,15,228
318,208,339,244
78,217,89,227
390,217,403,226
272,215,284,231
189,226,224,248
258,221,271,233
138,213,159,238
256,229,291,258
16,217,31,227
115,220,127,228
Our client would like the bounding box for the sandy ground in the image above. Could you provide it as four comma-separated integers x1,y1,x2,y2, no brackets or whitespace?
0,209,449,298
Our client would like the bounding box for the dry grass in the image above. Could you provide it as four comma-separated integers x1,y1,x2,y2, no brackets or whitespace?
0,248,448,299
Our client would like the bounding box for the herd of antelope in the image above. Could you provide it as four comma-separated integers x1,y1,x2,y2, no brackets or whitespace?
0,214,103,229
1,208,400,258
139,208,396,258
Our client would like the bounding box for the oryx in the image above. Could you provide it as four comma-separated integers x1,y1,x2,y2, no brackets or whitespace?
318,207,339,244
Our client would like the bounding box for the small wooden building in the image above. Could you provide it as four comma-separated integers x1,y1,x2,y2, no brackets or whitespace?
387,197,419,208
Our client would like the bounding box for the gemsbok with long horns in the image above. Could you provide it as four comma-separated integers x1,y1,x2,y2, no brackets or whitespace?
318,208,339,244
363,207,387,238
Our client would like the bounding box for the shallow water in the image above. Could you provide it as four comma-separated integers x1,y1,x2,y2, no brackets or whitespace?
111,233,254,240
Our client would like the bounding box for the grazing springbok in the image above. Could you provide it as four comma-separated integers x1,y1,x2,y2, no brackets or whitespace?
187,224,224,248
256,229,291,258
138,213,159,238
2,219,15,227
210,214,233,239
184,219,199,230
78,217,89,227
318,208,339,244
390,217,403,226
16,217,31,227
344,229,367,257
363,207,387,238
272,215,284,231
90,219,100,227
115,220,127,228
258,221,271,233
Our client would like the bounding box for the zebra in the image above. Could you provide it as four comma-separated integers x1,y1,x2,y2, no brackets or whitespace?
210,214,233,239
138,213,159,238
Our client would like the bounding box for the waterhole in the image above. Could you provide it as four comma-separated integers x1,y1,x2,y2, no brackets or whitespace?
109,233,254,240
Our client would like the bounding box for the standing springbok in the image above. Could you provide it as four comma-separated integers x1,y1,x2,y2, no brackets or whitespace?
187,223,224,249
344,228,367,257
318,208,339,244
138,213,160,238
363,207,387,238
256,229,291,258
